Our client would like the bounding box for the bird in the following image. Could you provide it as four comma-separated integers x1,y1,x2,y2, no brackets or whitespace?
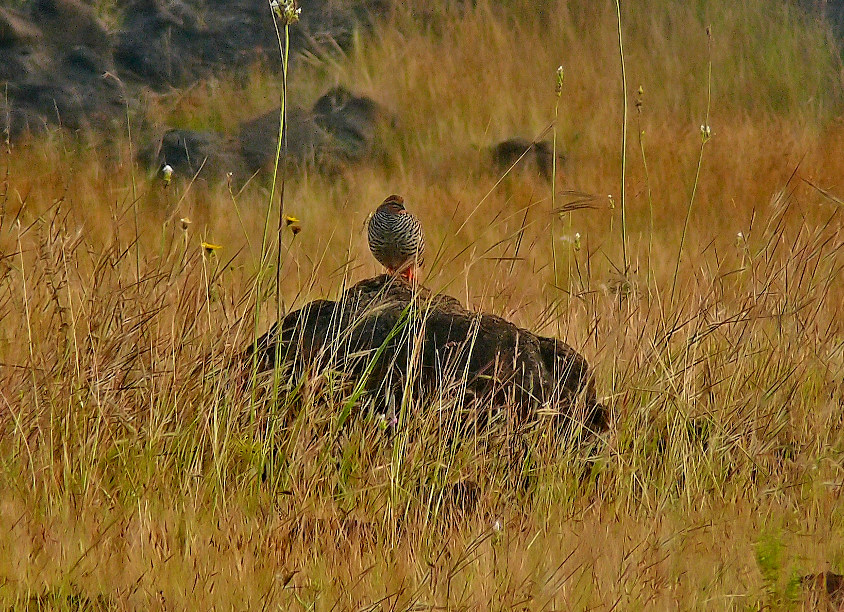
367,194,425,281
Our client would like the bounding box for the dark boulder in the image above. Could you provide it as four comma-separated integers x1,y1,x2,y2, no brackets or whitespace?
114,0,225,88
236,87,389,174
490,137,566,180
0,0,392,140
312,86,391,162
247,275,606,431
1,104,49,140
238,106,332,173
31,0,112,55
0,45,50,86
138,128,245,180
0,2,124,138
5,81,87,131
114,0,391,89
0,7,42,47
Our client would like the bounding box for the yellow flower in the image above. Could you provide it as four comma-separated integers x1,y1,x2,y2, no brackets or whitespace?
201,242,222,254
284,215,300,226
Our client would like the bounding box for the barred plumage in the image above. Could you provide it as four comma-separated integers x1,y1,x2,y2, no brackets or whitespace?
367,194,425,280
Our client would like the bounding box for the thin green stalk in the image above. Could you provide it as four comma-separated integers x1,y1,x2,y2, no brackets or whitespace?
551,66,564,292
269,9,295,414
635,86,654,289
274,24,291,327
126,103,139,284
251,0,298,412
614,0,629,274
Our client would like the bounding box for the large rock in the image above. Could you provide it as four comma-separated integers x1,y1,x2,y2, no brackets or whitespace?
490,137,566,180
247,276,606,430
237,87,390,176
138,128,245,180
138,86,390,181
115,0,390,89
0,7,42,47
238,106,332,174
312,85,392,162
0,2,125,138
0,0,390,140
32,0,112,55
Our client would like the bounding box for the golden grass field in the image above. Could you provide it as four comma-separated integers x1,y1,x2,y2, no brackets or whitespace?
1,0,843,608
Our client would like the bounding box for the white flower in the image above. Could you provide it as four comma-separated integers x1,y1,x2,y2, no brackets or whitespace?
271,0,301,24
492,519,503,533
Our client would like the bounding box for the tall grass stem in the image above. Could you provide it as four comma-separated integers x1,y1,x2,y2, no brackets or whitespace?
614,0,629,274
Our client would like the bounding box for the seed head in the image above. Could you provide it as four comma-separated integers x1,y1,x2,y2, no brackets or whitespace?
555,65,564,96
271,0,301,25
179,217,191,231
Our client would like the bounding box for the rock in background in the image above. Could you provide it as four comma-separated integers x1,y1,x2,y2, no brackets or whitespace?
0,0,390,142
138,86,393,182
0,0,126,139
2,0,840,178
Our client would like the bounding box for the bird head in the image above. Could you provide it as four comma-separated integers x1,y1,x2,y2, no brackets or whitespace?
379,194,406,214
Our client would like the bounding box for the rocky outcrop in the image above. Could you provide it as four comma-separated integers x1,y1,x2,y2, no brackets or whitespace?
0,0,126,139
238,86,392,175
139,87,391,181
0,0,389,140
116,0,389,89
247,276,606,431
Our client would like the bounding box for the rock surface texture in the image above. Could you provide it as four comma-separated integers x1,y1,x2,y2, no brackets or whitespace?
0,0,388,141
248,276,606,431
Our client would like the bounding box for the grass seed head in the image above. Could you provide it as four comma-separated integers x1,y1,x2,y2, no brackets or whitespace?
271,0,301,25
161,163,173,186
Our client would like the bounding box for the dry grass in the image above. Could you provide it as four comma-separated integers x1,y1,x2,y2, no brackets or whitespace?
1,0,843,608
